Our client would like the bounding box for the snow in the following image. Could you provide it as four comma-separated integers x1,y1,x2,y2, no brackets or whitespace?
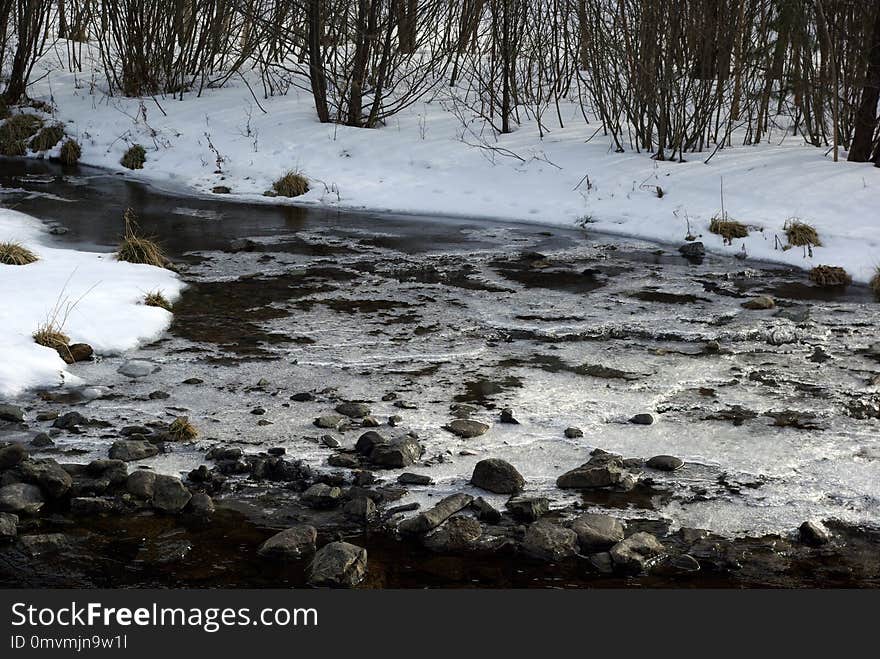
23,46,880,284
0,207,184,397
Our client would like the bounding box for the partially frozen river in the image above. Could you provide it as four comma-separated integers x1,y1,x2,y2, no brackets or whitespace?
2,159,880,586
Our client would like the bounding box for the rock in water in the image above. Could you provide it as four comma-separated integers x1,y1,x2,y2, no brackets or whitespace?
307,541,367,587
258,526,317,559
152,475,192,512
0,483,45,515
609,532,664,572
0,404,24,423
564,427,584,439
646,455,684,471
741,296,775,310
398,493,474,535
470,458,525,494
506,496,549,522
18,458,73,498
0,443,28,469
443,419,490,438
126,470,157,498
423,516,482,553
499,408,519,424
187,493,215,517
109,440,159,462
0,512,19,539
522,521,579,561
678,242,705,258
370,436,422,468
68,343,94,362
570,513,625,551
799,520,831,546
117,360,155,378
335,402,371,418
301,483,342,509
629,413,654,425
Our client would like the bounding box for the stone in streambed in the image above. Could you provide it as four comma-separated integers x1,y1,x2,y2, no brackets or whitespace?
570,513,625,551
470,458,524,494
0,443,27,469
646,455,684,471
152,475,192,512
443,419,490,438
0,483,44,515
0,404,24,423
398,493,473,535
335,402,371,418
258,525,317,559
0,511,18,539
523,521,579,561
423,515,482,553
307,541,367,587
109,440,159,462
609,532,664,572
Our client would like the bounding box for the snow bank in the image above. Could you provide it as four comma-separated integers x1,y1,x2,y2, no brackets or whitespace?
27,56,880,283
0,208,183,398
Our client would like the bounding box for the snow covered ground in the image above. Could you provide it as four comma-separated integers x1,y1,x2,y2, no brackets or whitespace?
0,208,183,397
22,46,880,284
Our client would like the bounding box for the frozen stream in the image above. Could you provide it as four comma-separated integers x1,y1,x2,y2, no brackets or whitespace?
2,159,880,540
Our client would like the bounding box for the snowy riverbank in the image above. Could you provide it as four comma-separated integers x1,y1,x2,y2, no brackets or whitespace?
0,208,183,397
21,55,880,284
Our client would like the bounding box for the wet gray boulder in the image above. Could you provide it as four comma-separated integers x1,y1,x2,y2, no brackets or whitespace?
307,541,368,587
564,427,584,439
506,496,549,522
570,513,625,551
423,515,482,553
471,458,525,494
335,402,371,418
557,454,632,490
314,414,346,430
69,497,116,516
109,440,159,462
799,520,832,546
301,483,342,509
30,433,54,448
646,455,684,471
0,512,18,539
355,431,386,456
0,404,24,423
187,493,215,517
370,436,423,468
53,411,87,430
523,521,579,561
258,525,317,559
678,242,705,258
152,475,192,512
126,470,157,498
444,419,490,438
18,458,73,499
629,413,654,425
0,443,28,469
471,496,502,522
397,472,433,486
609,532,665,572
118,360,155,378
0,483,45,515
343,497,378,523
398,493,474,535
742,295,775,310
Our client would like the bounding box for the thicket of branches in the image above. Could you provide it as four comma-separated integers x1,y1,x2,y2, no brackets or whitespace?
1,1,878,164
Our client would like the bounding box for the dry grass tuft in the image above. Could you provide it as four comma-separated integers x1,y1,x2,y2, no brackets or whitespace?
33,324,70,353
870,267,880,297
168,416,198,441
709,216,749,244
121,144,146,170
809,265,852,287
116,209,167,268
0,113,44,155
59,138,82,165
785,219,821,248
0,241,38,265
144,290,172,311
272,171,310,198
30,123,65,151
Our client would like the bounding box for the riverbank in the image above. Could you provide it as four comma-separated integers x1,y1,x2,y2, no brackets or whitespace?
21,55,880,284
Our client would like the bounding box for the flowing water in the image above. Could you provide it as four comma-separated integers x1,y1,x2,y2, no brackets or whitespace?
2,159,879,587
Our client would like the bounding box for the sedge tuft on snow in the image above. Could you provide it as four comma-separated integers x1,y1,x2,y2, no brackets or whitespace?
0,241,38,265
121,144,146,170
168,416,198,441
58,138,81,165
144,290,172,311
33,323,70,353
785,219,822,248
709,216,749,244
116,209,167,268
809,265,852,288
272,171,309,198
0,113,44,155
30,123,65,151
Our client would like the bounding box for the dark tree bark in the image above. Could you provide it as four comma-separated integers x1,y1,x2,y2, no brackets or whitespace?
307,0,330,123
849,5,880,162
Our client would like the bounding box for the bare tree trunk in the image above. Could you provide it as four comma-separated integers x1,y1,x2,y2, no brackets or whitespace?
849,4,880,162
308,0,330,123
816,0,839,161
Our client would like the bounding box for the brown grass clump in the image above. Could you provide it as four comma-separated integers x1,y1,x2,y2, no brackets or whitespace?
272,171,309,198
870,267,880,297
33,324,70,353
785,219,822,248
0,113,44,155
168,416,198,441
59,138,82,165
116,209,167,268
809,265,852,287
0,241,38,265
30,123,65,151
144,290,172,311
121,144,146,170
709,216,749,244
